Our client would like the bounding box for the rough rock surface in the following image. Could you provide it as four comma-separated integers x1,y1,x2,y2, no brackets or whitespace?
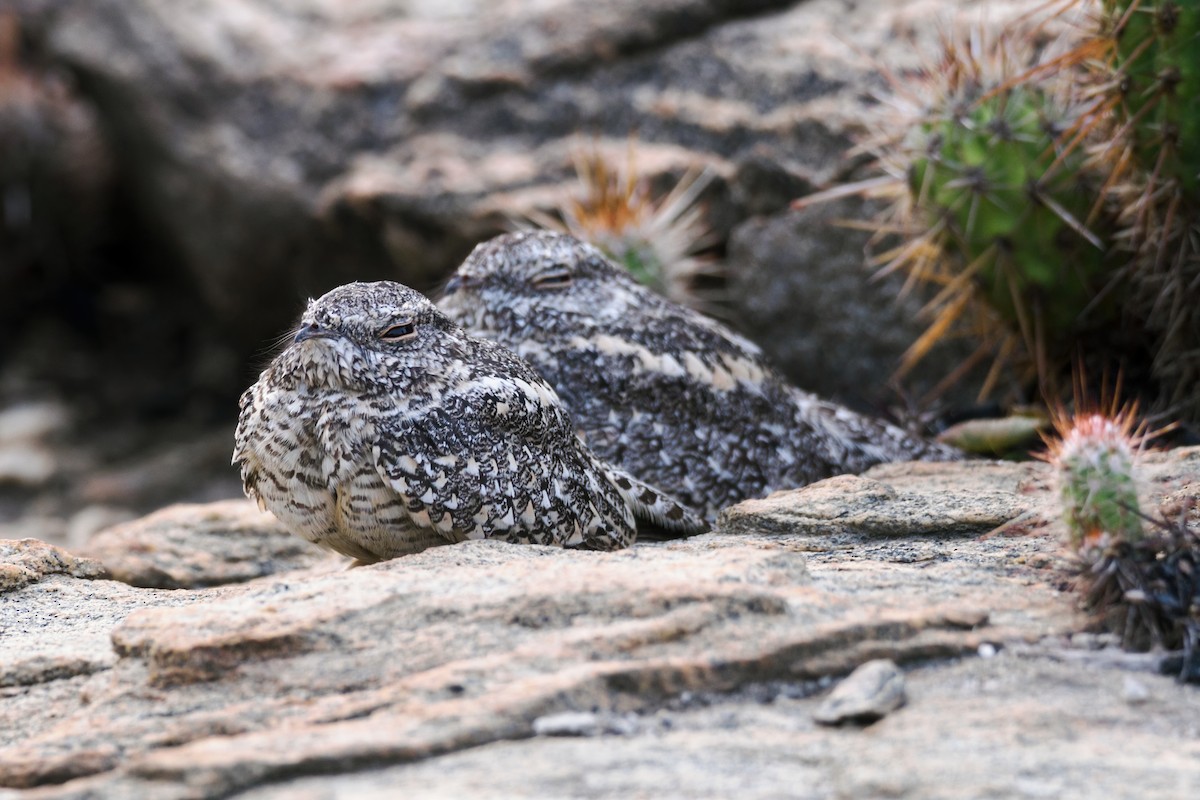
0,539,104,594
726,198,980,407
719,460,1040,538
15,0,1034,406
1,448,1198,797
83,500,339,589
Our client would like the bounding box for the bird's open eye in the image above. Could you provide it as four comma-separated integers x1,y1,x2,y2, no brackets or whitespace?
380,322,416,342
532,270,572,290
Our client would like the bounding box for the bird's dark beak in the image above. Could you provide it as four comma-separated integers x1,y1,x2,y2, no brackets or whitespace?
293,323,330,344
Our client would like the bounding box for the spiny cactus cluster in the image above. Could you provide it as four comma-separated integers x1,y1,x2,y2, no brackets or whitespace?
804,1,1200,421
1093,0,1200,421
1044,403,1199,680
1099,0,1200,199
520,145,719,309
908,82,1105,342
896,31,1111,398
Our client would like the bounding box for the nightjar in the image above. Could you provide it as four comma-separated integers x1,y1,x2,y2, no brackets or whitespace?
438,231,961,522
233,280,704,563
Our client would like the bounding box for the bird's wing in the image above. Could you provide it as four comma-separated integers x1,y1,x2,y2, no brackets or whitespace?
232,386,265,504
371,375,585,545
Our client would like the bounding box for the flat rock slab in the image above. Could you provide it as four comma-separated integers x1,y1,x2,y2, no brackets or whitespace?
0,532,1059,797
83,500,339,589
718,460,1044,538
236,651,1200,800
0,448,1197,797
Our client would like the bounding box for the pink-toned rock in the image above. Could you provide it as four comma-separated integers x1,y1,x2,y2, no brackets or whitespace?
83,499,337,589
719,460,1044,538
1,448,1198,797
0,538,105,594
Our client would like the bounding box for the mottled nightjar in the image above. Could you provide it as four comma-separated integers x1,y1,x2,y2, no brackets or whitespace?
438,231,961,522
233,281,704,563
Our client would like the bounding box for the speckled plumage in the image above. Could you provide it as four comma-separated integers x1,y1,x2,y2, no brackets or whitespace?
438,231,961,522
233,281,703,563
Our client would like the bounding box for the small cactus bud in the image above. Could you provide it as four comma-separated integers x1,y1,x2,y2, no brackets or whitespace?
1048,411,1144,561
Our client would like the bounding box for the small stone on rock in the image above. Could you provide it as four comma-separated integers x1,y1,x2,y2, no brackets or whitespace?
532,711,601,737
1122,676,1150,705
814,659,907,726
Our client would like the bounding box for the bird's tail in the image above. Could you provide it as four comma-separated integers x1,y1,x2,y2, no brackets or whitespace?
606,467,709,537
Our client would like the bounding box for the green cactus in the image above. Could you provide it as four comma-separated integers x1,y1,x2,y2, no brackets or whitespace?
1091,0,1200,421
908,81,1109,345
1103,0,1200,200
839,30,1125,399
1050,412,1144,560
1046,404,1200,676
794,7,1200,419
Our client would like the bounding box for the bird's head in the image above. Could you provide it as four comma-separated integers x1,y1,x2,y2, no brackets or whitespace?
437,231,642,337
283,281,459,393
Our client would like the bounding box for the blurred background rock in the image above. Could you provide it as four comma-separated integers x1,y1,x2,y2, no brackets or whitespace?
2,0,1028,545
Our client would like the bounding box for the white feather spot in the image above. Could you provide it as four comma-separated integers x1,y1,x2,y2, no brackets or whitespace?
682,352,712,384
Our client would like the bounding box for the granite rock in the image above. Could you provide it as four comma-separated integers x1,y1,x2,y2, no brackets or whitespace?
0,539,104,595
83,500,338,589
1,449,1197,797
16,0,1037,407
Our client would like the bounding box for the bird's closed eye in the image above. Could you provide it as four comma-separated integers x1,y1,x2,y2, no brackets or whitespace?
380,322,417,342
532,270,572,290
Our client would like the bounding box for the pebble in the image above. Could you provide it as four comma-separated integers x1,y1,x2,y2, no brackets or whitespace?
532,711,602,737
1122,676,1150,705
814,659,907,726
